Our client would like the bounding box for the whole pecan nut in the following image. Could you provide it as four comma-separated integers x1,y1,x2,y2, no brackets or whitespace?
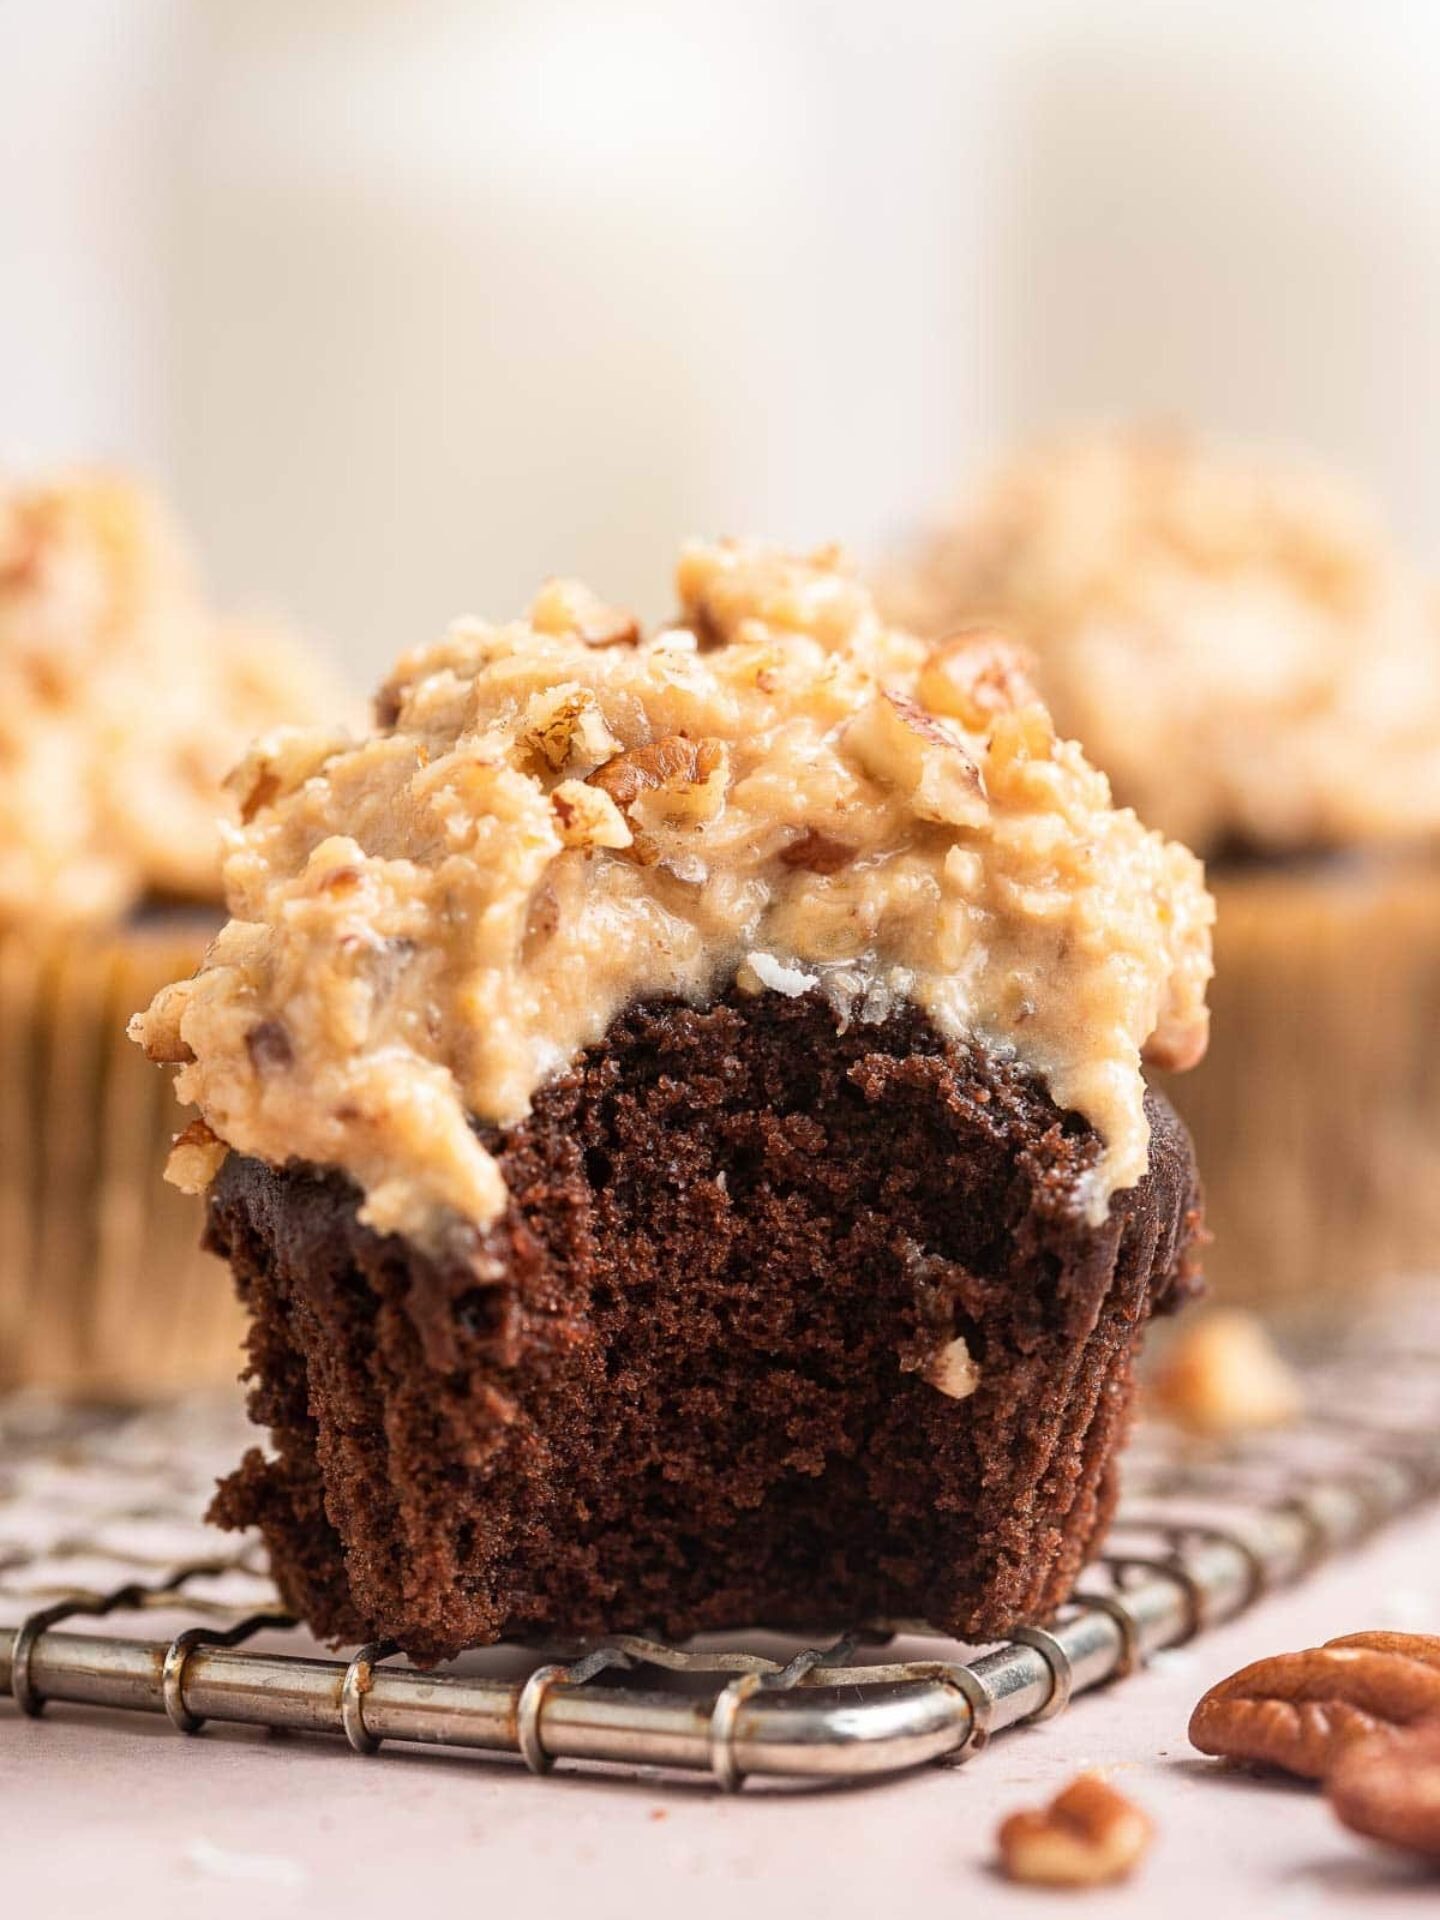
997,1774,1152,1888
1190,1633,1440,1779
1327,1715,1440,1861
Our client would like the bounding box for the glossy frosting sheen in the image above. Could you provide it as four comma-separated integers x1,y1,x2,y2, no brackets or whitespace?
134,542,1213,1250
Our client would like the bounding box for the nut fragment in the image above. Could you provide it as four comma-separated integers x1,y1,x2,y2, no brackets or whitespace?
1190,1634,1440,1780
588,735,728,859
550,779,633,850
1148,1308,1303,1436
228,728,350,826
844,689,987,827
922,1334,981,1401
1328,1716,1440,1861
245,1018,294,1074
127,981,194,1064
165,1117,229,1195
521,683,619,772
589,734,723,810
997,1773,1153,1888
778,827,857,876
528,578,640,648
916,628,1038,729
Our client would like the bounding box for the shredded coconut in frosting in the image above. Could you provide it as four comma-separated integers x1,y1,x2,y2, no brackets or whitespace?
134,541,1212,1249
0,472,341,929
887,428,1440,856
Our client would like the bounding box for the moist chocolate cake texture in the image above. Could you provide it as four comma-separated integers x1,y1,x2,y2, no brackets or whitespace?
209,990,1201,1663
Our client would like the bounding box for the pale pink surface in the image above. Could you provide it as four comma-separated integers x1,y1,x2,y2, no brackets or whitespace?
5,1497,1440,1914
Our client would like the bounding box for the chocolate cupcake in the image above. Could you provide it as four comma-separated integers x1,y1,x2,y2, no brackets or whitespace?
888,428,1440,1313
134,542,1211,1656
0,471,341,1395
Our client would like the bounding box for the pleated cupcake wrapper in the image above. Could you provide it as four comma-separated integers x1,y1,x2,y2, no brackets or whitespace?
1162,855,1440,1315
0,921,245,1397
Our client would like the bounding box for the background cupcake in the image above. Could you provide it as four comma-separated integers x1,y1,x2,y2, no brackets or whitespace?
888,427,1440,1315
0,470,342,1396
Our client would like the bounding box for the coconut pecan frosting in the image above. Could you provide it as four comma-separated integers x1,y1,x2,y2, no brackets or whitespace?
0,471,340,929
134,540,1212,1251
887,428,1440,856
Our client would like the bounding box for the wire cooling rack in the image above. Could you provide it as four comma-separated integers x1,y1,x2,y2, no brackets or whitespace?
4,1318,1440,1790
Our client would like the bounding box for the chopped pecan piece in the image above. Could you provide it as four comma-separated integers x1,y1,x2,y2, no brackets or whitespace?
521,684,619,772
1149,1308,1302,1435
998,1774,1153,1888
778,827,857,876
922,1334,981,1401
237,768,279,825
228,729,350,826
845,689,987,827
587,736,728,859
1190,1634,1440,1779
245,1019,294,1074
588,735,719,809
166,1117,229,1195
550,779,632,850
528,578,640,648
128,983,194,1064
917,628,1038,729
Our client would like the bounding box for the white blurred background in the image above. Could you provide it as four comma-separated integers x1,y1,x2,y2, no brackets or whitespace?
2,0,1438,683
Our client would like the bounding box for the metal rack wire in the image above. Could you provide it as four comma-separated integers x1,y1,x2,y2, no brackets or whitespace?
4,1322,1440,1789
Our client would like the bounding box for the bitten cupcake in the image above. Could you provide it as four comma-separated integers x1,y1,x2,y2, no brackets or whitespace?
133,541,1211,1658
0,471,341,1396
888,427,1440,1313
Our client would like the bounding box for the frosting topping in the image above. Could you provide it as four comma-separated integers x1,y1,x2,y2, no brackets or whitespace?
0,471,341,928
887,429,1440,856
134,541,1212,1250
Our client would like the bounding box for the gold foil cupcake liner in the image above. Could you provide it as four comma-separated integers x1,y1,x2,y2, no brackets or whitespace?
1161,855,1440,1317
0,920,245,1397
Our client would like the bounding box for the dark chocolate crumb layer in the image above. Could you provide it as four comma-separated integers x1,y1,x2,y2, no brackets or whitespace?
207,990,1202,1662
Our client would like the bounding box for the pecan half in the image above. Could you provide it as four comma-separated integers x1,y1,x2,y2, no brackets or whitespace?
998,1774,1152,1888
1190,1634,1440,1779
1328,1716,1440,1860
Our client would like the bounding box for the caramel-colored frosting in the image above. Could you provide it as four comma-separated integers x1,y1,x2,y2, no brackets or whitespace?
134,541,1212,1250
0,472,341,929
887,429,1440,856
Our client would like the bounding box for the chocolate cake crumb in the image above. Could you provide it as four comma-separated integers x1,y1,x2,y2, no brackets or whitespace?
207,990,1200,1663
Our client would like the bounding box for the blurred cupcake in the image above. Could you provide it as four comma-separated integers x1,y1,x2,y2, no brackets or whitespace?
887,428,1440,1315
0,471,342,1395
